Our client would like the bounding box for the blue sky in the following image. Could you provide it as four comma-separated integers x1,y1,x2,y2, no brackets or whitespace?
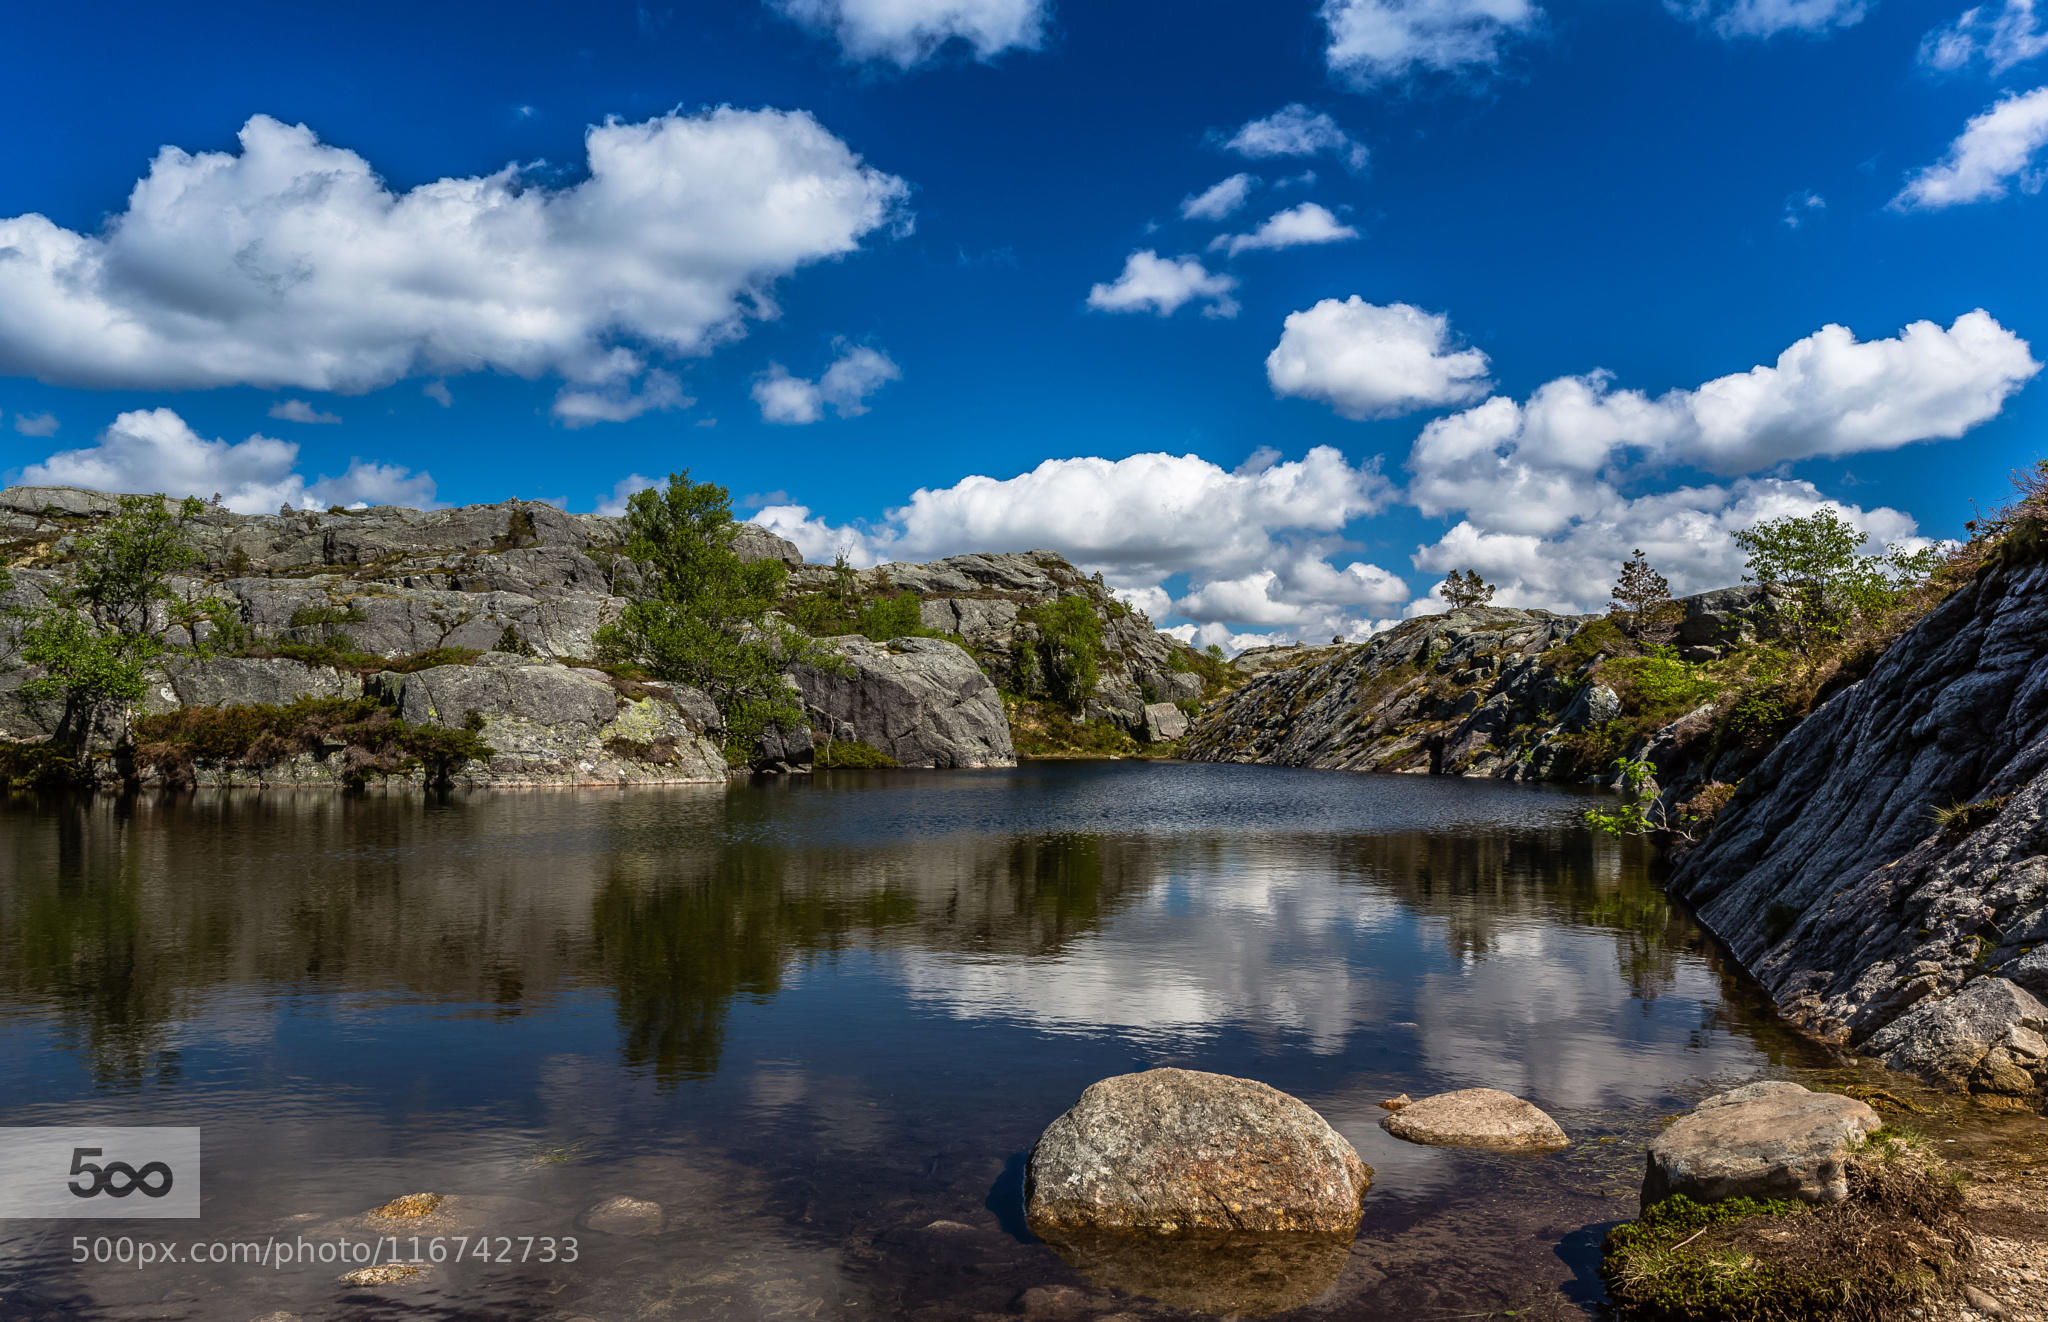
1,0,2044,647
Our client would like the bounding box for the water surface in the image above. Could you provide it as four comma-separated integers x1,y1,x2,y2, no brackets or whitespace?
0,763,1839,1320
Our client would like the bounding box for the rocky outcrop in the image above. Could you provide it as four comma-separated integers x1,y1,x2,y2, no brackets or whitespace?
1184,606,1592,777
1379,1088,1569,1153
1665,557,2048,1098
1023,1068,1370,1235
794,636,1014,769
1641,1081,1881,1208
794,550,1203,744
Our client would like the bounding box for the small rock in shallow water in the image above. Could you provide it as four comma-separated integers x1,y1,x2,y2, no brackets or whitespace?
338,1264,423,1286
1378,1094,1412,1111
584,1194,663,1235
1024,1068,1370,1235
1380,1088,1568,1153
366,1192,443,1221
1642,1080,1879,1209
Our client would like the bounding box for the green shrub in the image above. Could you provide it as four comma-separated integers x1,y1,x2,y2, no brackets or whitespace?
1018,597,1103,711
813,739,900,769
1602,647,1721,724
132,696,493,789
1547,616,1632,670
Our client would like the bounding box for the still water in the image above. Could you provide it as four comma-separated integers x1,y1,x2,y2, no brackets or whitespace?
0,762,1839,1321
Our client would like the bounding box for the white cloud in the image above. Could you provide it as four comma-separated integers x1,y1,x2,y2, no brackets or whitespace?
11,412,58,437
552,369,690,428
1399,311,2035,614
1892,86,2048,210
267,399,342,425
769,0,1048,65
1085,251,1240,318
423,381,454,408
1180,173,1256,222
752,345,900,424
1322,0,1541,85
1212,203,1360,256
1222,105,1369,172
1919,0,2048,73
11,407,437,514
750,447,1400,639
1782,190,1826,227
1267,298,1494,420
596,473,658,517
1673,0,1866,38
0,110,910,403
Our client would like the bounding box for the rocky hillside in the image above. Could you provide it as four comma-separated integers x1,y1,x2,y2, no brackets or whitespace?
1183,587,1782,786
1666,551,2048,1104
0,486,1204,789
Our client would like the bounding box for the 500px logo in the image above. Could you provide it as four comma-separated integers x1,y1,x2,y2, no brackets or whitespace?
0,1129,200,1220
68,1148,175,1200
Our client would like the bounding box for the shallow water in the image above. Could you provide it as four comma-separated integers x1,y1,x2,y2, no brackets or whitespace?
0,762,1847,1321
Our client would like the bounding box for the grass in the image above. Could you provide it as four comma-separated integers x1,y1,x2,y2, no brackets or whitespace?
813,738,901,769
1929,794,2011,840
1603,1132,1969,1322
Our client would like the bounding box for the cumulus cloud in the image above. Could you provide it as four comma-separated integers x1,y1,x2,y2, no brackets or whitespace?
0,110,910,402
752,345,900,423
1400,311,2035,613
1222,105,1369,172
12,407,437,513
1892,86,2048,210
595,473,658,517
1267,298,1494,420
1086,251,1240,318
1919,0,2048,73
267,399,342,425
1181,173,1256,222
769,0,1048,66
749,448,1402,641
552,369,690,428
11,412,58,437
1673,0,1866,38
1211,203,1360,256
1322,0,1541,84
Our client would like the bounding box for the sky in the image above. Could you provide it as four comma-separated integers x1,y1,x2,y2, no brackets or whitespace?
1,0,2044,650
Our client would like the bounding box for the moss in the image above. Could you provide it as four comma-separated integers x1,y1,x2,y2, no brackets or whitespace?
813,739,901,769
1604,1140,1968,1322
259,642,482,675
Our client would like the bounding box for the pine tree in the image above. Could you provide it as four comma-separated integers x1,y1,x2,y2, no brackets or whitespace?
1441,569,1496,609
1610,548,1676,637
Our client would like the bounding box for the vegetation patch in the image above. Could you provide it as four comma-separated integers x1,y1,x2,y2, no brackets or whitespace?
603,735,686,766
1929,794,2011,840
132,697,493,789
1007,697,1140,759
812,738,901,769
1604,1133,1968,1322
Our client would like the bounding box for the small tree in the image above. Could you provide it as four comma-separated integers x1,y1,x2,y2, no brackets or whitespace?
1731,509,1930,640
594,472,840,759
1441,569,1496,610
1610,549,1678,639
1018,596,1104,711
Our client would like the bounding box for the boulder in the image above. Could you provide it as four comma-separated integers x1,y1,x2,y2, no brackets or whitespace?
376,653,617,731
1142,702,1189,743
1378,1087,1569,1153
1023,1068,1370,1235
1641,1081,1881,1210
793,636,1014,770
1864,977,2048,1098
732,523,803,567
145,657,363,714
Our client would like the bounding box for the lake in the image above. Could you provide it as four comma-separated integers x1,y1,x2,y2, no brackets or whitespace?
0,762,1839,1320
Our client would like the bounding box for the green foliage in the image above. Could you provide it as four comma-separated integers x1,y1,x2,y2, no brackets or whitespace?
131,696,492,789
1549,616,1633,670
1006,696,1140,758
0,741,95,793
813,739,901,769
1602,647,1721,724
1018,596,1103,711
1585,755,1722,844
493,624,534,656
266,642,481,674
1929,793,2011,839
1733,509,1938,642
1441,568,1495,609
593,472,841,761
498,507,538,550
1167,641,1237,698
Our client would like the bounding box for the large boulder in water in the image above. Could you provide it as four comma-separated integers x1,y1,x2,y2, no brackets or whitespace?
1642,1081,1880,1210
1379,1087,1568,1153
1023,1068,1370,1235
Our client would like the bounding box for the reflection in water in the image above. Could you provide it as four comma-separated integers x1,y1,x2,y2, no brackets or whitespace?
1039,1232,1354,1317
0,764,1832,1320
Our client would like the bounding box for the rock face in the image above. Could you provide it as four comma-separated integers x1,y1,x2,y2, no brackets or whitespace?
1023,1068,1370,1235
1142,702,1189,743
1665,557,2048,1097
794,636,1014,769
1378,1088,1569,1153
1642,1081,1881,1209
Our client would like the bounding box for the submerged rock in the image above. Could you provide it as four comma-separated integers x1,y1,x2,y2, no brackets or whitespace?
1379,1087,1568,1153
584,1195,663,1236
1039,1231,1352,1318
1023,1067,1370,1235
1641,1081,1881,1210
